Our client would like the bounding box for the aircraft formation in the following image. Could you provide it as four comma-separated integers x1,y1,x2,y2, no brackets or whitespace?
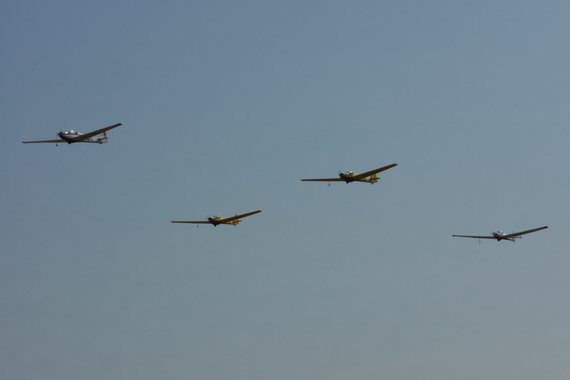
22,123,549,241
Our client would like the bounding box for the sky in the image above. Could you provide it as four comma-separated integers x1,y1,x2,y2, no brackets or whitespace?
1,1,569,379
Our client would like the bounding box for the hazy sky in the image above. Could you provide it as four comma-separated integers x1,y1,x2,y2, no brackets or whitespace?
1,1,569,379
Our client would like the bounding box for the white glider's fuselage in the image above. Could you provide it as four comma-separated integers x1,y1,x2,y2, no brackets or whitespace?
493,230,507,241
58,130,106,144
492,230,517,242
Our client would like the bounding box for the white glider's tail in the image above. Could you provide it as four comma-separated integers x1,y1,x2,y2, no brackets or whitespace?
95,131,109,144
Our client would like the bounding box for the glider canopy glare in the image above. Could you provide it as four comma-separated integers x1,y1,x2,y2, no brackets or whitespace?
301,163,398,184
171,210,262,227
22,123,122,145
452,225,548,242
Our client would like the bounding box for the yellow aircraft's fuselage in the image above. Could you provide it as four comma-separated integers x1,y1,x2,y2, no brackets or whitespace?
339,172,355,182
207,216,240,226
339,172,378,184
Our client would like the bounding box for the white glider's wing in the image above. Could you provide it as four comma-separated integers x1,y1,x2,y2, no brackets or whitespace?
220,210,262,223
502,226,548,239
353,163,398,180
22,139,65,144
452,234,495,239
77,123,122,141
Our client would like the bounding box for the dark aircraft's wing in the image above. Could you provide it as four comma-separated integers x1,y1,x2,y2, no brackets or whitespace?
353,163,398,180
502,226,548,239
171,220,211,224
301,177,345,182
22,139,65,144
452,234,495,239
77,123,122,141
220,210,262,223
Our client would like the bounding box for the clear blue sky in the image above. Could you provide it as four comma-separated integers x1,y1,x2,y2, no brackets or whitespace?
1,1,569,379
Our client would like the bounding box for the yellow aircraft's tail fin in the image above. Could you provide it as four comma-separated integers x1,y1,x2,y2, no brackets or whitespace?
229,216,242,226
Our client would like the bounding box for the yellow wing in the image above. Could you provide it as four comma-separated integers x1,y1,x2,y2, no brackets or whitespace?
301,178,344,182
171,220,211,224
353,163,398,180
220,210,262,223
